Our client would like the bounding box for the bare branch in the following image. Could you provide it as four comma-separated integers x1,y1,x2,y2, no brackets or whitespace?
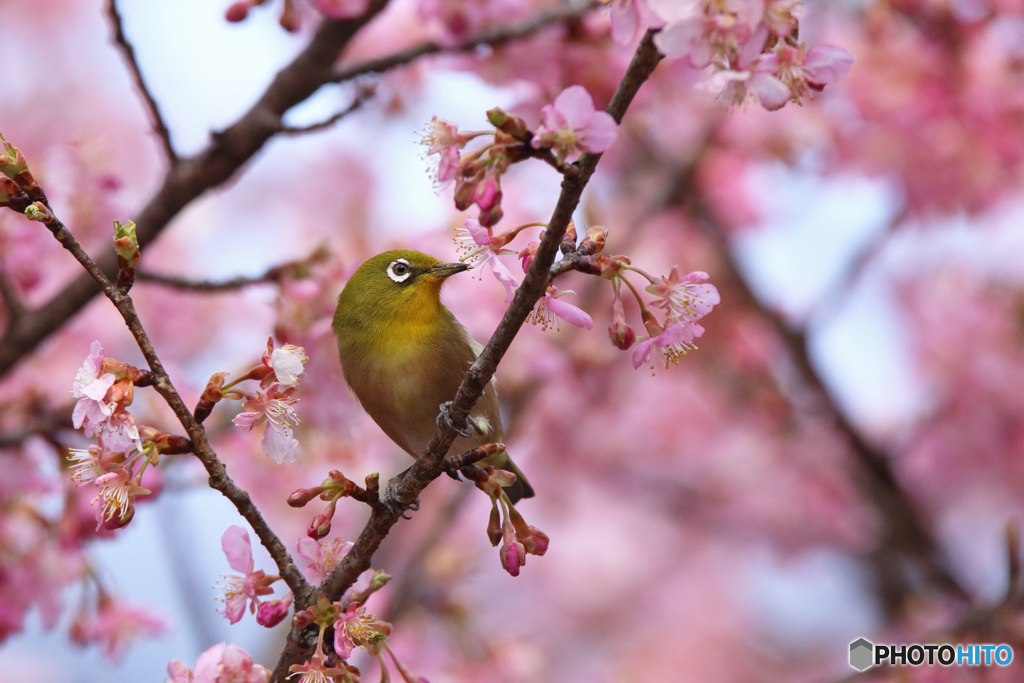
328,1,598,83
278,86,374,136
106,0,177,164
137,246,329,292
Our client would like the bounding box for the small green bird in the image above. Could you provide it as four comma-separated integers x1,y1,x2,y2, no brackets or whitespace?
332,250,534,503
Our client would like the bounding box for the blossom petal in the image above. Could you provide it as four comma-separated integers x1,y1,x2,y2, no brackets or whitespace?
579,111,619,154
547,297,594,330
222,525,254,574
631,337,655,369
802,45,856,85
551,85,596,129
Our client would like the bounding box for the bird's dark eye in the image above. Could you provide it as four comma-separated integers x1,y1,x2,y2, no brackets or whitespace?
386,259,413,283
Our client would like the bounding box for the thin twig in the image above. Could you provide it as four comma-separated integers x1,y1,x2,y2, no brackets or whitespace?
278,87,374,135
137,245,329,292
106,0,177,164
328,1,598,83
0,1,391,377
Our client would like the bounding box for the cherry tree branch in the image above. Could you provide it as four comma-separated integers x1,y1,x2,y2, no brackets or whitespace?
681,182,969,609
0,265,26,322
20,203,311,600
278,86,375,136
270,29,665,683
137,246,329,292
105,0,177,164
327,1,598,83
0,1,392,377
0,0,604,379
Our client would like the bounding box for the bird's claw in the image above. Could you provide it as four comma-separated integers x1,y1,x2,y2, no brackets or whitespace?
437,400,475,438
384,477,420,519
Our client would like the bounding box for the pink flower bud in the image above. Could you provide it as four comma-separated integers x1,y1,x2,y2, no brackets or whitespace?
473,170,501,212
521,526,549,556
501,541,526,577
609,298,635,350
225,1,250,22
256,598,291,627
288,487,325,507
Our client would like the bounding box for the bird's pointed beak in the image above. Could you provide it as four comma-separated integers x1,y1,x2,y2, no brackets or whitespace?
426,262,470,279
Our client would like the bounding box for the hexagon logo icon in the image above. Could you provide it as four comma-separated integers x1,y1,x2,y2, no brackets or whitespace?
850,637,874,671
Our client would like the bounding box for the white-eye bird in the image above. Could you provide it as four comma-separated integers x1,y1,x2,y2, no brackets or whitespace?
332,250,534,503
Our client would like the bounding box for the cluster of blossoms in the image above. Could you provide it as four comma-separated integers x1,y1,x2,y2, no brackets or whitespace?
605,259,721,372
458,446,550,577
610,0,854,110
420,85,618,227
68,341,168,530
198,338,308,463
451,211,719,370
209,524,412,682
288,591,426,683
166,642,271,683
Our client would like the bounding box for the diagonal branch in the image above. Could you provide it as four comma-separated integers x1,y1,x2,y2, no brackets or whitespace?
682,181,969,610
268,28,665,683
106,0,177,164
0,1,391,378
27,204,310,599
328,0,598,83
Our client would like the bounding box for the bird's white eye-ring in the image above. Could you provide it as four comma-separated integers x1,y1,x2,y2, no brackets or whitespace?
386,259,412,283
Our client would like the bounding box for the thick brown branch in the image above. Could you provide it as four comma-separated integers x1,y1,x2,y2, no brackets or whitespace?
106,0,177,163
0,2,390,377
270,29,665,683
328,1,597,83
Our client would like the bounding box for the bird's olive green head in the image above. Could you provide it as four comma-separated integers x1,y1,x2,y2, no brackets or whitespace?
332,250,468,350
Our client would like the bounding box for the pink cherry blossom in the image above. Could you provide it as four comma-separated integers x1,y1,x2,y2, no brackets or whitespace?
527,287,594,331
651,0,764,68
646,268,721,323
333,602,390,659
631,320,704,371
269,343,308,387
184,642,271,683
419,116,471,188
233,386,300,463
70,340,116,434
296,536,353,583
608,0,664,46
70,597,164,661
218,525,277,624
93,470,148,530
531,85,619,162
754,43,855,109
